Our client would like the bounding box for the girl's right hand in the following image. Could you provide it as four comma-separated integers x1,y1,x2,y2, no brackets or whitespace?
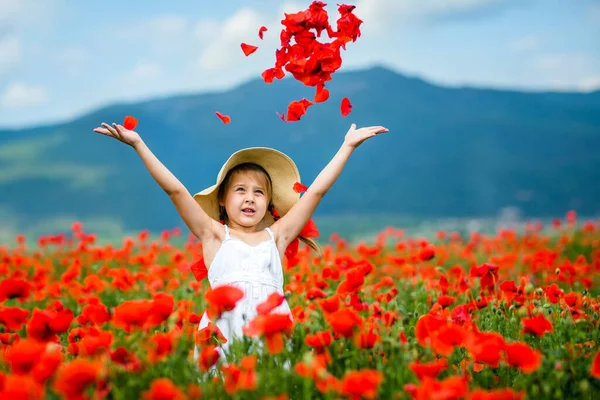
93,122,142,147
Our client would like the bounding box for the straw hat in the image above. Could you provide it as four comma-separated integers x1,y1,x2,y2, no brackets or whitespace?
193,147,301,226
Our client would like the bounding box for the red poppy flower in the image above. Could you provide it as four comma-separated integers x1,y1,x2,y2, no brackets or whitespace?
78,303,111,326
198,345,220,372
52,359,103,400
409,358,449,381
110,347,141,374
305,331,332,351
240,43,258,56
112,299,153,332
26,308,74,342
504,341,542,374
340,97,352,116
215,111,231,124
0,375,45,399
410,376,470,400
469,388,526,400
147,292,174,327
205,285,245,320
419,244,435,261
195,322,228,347
336,269,366,295
258,26,268,39
0,278,31,302
522,314,553,337
327,308,362,338
123,115,138,130
142,378,187,400
338,369,383,399
0,306,30,331
354,327,379,349
3,338,47,374
465,331,505,368
243,313,294,354
256,292,286,315
591,348,600,378
470,263,499,292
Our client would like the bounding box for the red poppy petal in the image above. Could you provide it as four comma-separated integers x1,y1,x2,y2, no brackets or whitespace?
215,111,231,124
190,259,208,282
591,348,600,378
285,238,300,259
276,111,287,123
314,85,330,103
293,182,308,193
258,26,268,40
299,219,319,238
241,43,258,56
123,116,138,130
341,97,352,117
286,99,313,122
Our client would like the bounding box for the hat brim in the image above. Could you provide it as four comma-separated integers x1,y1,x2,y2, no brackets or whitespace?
193,147,301,225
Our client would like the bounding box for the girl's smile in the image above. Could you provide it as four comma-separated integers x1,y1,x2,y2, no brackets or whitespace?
222,171,270,231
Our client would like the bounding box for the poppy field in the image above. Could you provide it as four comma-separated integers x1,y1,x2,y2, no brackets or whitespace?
0,211,599,399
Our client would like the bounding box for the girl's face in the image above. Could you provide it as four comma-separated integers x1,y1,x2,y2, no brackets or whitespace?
221,170,270,231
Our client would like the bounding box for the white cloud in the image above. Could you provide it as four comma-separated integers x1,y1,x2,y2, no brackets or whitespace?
0,0,61,29
1,83,49,108
532,53,590,71
0,0,27,25
193,2,315,73
196,8,268,71
508,35,538,52
113,15,189,55
153,15,188,36
0,35,21,73
355,0,503,31
116,15,188,39
127,62,163,82
193,20,221,42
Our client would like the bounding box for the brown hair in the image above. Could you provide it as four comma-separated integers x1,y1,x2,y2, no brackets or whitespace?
217,163,320,254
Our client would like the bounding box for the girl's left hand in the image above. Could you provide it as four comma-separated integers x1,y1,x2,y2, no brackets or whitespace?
343,124,389,149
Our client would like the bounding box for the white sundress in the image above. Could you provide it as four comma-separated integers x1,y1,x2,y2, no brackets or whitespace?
194,224,293,361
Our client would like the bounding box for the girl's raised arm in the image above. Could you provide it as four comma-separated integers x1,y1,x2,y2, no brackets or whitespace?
272,123,388,248
93,122,219,241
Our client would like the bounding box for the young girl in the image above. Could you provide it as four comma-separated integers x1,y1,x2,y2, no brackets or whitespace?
92,121,389,361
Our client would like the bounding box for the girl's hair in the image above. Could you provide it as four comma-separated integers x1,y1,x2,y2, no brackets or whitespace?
217,162,320,254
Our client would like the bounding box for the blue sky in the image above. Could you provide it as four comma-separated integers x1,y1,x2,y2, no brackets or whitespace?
1,0,599,128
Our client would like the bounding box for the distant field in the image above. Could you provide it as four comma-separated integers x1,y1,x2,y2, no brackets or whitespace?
2,211,596,247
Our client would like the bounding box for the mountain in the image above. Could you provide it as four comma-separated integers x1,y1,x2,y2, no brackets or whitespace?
1,65,599,239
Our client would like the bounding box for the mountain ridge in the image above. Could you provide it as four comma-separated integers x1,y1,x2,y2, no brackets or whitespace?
1,65,598,237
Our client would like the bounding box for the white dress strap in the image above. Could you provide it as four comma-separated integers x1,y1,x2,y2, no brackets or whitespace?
264,227,275,241
223,224,231,240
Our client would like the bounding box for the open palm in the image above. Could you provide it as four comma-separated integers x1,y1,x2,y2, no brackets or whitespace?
93,123,142,147
344,124,389,148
